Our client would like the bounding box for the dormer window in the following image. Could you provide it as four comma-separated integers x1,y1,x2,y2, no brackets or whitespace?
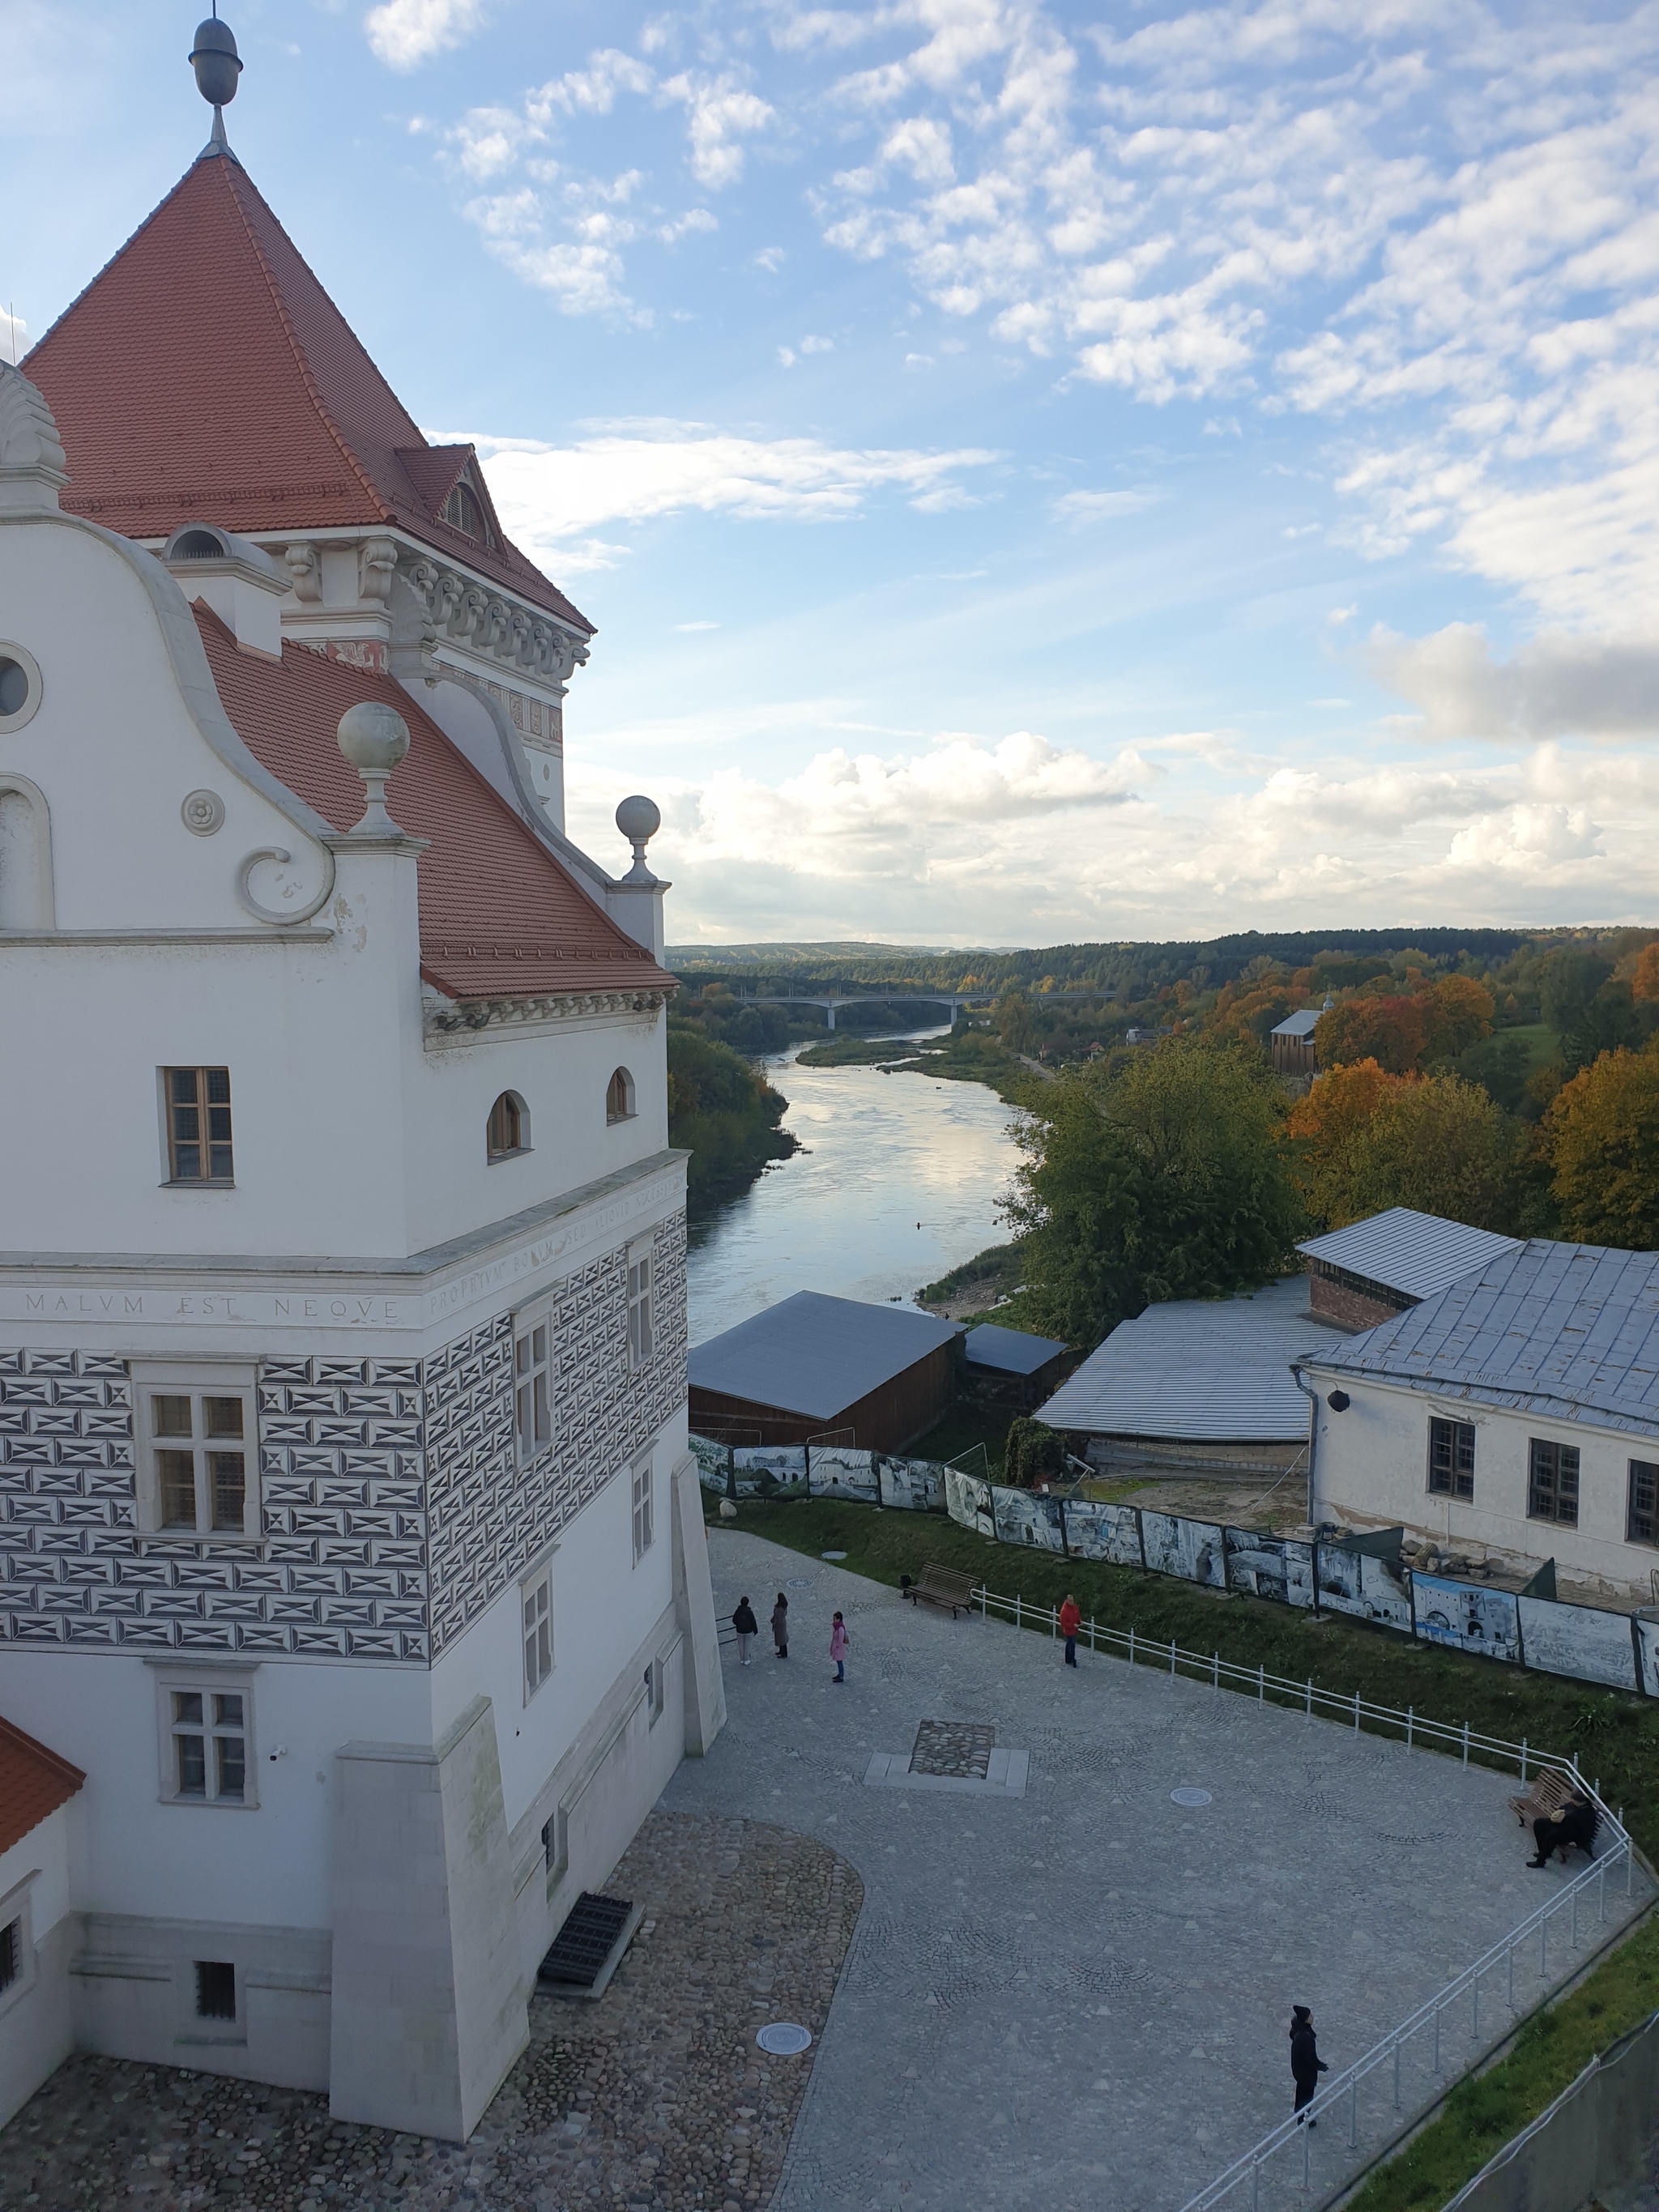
443,479,491,544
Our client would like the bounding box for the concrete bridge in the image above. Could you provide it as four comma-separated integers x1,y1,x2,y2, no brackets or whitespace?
699,987,1114,1031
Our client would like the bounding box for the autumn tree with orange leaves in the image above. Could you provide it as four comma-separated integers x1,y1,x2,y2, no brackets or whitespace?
1544,1046,1659,1248
1288,1059,1518,1231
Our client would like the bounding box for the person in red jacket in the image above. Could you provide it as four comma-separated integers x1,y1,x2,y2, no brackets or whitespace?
1059,1593,1081,1668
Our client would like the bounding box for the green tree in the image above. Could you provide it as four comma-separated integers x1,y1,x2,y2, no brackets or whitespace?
1004,1039,1303,1346
1544,1047,1659,1248
1343,1072,1521,1231
667,1022,798,1210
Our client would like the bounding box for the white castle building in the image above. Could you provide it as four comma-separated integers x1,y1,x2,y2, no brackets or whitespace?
0,17,723,2138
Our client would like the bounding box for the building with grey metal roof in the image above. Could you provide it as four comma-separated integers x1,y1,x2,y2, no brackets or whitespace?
1299,1207,1523,1331
1036,1276,1343,1468
689,1292,962,1451
964,1323,1065,1379
1297,1238,1659,1600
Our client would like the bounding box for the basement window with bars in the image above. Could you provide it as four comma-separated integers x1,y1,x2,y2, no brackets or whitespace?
164,1067,233,1184
1529,1438,1580,1527
1427,1417,1476,1501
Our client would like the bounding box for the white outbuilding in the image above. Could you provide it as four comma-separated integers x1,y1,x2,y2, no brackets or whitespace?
0,22,722,2138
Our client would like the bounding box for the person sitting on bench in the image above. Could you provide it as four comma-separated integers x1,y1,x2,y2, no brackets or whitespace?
1529,1788,1598,1868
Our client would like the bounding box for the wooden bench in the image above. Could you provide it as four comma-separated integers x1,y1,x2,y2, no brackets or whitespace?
1508,1768,1599,1857
902,1564,979,1619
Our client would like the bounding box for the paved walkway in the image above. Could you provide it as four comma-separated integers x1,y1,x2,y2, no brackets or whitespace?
669,1530,1649,2212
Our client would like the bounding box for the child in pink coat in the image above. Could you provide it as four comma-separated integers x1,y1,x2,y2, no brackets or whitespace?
830,1612,849,1683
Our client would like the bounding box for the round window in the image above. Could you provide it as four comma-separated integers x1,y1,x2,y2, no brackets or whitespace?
0,644,42,735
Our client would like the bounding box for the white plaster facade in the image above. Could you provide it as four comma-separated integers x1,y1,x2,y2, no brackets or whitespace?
0,232,723,2136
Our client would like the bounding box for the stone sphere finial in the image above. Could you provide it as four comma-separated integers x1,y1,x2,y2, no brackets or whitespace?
337,701,411,836
616,795,661,884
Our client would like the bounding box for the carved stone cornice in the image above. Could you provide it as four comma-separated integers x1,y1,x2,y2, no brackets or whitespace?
422,985,674,1042
399,548,589,685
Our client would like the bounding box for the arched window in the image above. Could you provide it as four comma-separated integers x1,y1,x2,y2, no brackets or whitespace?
606,1068,636,1124
487,1090,529,1161
442,479,490,543
0,776,55,931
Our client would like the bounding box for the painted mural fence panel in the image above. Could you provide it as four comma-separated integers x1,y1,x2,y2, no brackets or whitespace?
692,1434,731,1493
807,1446,878,1502
1061,1500,1144,1567
732,1443,808,1497
992,1485,1067,1553
1516,1595,1640,1691
1224,1528,1314,1607
1636,1617,1659,1699
879,1456,945,1511
1141,1511,1226,1588
1412,1575,1522,1664
1316,1547,1414,1633
945,1466,996,1538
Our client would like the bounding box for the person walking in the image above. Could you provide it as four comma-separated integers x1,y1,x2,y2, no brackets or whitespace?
1059,1592,1081,1668
770,1592,789,1659
1290,2006,1327,2125
830,1611,850,1683
731,1596,758,1667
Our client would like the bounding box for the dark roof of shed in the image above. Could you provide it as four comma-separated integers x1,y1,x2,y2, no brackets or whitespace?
1297,1238,1659,1439
963,1323,1066,1375
1298,1208,1522,1302
689,1292,962,1421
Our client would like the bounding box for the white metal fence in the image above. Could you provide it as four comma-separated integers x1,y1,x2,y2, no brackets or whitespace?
965,1583,1642,2212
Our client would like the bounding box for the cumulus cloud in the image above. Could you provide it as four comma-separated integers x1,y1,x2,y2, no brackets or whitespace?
659,74,776,189
365,0,485,70
431,422,1000,556
1367,624,1659,743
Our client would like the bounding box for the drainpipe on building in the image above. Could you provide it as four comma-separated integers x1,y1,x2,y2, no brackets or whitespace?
1291,1364,1320,1534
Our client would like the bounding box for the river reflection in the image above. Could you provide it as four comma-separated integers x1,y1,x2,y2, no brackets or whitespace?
684,1034,1020,1344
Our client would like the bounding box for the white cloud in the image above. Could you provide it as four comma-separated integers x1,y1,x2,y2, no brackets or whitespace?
1051,488,1158,525
659,73,776,189
1367,622,1659,743
365,0,484,70
674,620,722,632
436,422,1001,556
1,307,25,365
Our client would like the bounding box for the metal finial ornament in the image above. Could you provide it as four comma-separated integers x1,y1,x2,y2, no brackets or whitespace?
190,14,243,158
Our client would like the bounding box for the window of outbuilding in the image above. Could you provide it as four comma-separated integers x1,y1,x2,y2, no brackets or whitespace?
1629,1461,1659,1546
607,1067,636,1124
1427,1417,1475,1500
1528,1438,1580,1527
487,1090,529,1161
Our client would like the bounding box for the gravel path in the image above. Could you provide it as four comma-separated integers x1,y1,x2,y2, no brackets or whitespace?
0,1810,860,2212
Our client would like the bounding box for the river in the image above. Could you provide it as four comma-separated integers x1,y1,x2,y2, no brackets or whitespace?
685,1035,1021,1344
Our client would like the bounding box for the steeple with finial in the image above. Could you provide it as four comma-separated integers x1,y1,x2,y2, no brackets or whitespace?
189,7,243,161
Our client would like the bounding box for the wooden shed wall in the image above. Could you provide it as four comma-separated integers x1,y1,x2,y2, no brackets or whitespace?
689,1342,955,1452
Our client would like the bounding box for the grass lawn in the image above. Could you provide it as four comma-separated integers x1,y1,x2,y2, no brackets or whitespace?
1497,1021,1560,1069
706,1491,1659,2210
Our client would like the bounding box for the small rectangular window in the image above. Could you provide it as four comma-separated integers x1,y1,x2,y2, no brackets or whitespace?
632,1458,654,1565
1629,1460,1659,1546
1427,1417,1475,1499
514,1312,553,1462
1529,1438,1580,1526
164,1679,251,1805
165,1067,233,1184
194,1960,237,2021
627,1250,654,1370
522,1569,553,1699
134,1369,258,1536
0,1920,19,1994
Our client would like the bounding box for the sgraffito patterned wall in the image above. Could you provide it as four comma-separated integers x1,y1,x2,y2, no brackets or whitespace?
0,1214,686,1661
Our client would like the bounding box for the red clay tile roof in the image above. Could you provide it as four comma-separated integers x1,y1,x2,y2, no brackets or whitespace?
0,1715,84,1855
194,609,671,1003
23,151,591,635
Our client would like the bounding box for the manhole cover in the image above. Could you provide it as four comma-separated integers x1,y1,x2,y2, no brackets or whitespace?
788,1577,811,1587
757,2022,812,2055
821,1550,847,1561
1171,1787,1213,1808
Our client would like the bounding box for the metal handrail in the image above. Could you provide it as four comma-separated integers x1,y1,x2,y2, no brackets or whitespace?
960,1583,1638,2212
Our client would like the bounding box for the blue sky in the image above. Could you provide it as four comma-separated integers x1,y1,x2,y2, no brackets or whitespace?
8,0,1659,946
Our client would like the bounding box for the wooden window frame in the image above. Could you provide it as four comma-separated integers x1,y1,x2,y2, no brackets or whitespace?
522,1561,554,1702
487,1089,530,1162
132,1363,259,1538
513,1299,555,1466
1427,1416,1475,1500
162,1066,234,1186
631,1455,654,1565
607,1067,637,1125
1629,1459,1659,1547
150,1664,258,1810
626,1238,654,1372
1528,1437,1580,1527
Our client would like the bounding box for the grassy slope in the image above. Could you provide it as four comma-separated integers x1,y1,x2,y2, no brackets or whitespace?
706,1495,1659,2208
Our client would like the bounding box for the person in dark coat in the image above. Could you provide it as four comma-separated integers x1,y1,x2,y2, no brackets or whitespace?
770,1592,789,1659
1290,2006,1327,2124
731,1596,758,1666
1530,1790,1599,1867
